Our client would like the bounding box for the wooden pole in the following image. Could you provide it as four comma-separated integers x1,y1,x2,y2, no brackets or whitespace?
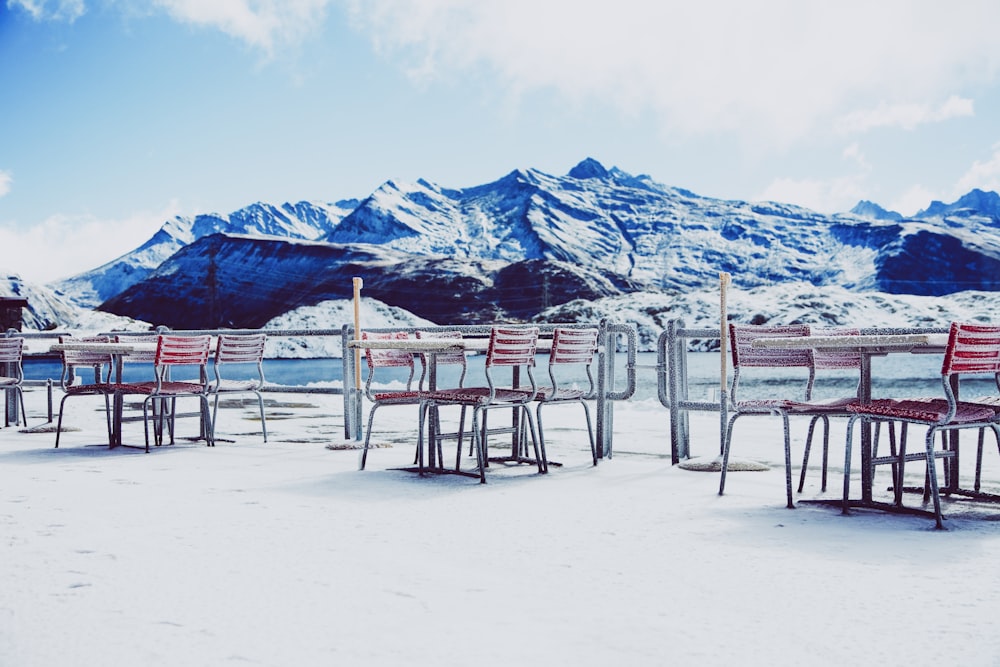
719,272,731,392
352,277,363,390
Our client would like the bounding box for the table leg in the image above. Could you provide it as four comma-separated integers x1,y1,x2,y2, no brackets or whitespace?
859,352,874,504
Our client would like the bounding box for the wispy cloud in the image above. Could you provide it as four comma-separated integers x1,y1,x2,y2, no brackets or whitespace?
343,1,1000,147
954,141,1000,196
835,95,975,134
0,203,180,283
0,170,11,198
7,0,85,22
151,0,333,55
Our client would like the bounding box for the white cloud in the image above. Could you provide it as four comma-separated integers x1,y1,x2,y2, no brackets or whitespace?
344,0,1000,148
0,170,11,198
756,143,873,213
835,95,975,134
0,204,179,284
890,184,940,217
151,0,332,54
7,0,85,22
953,141,1000,196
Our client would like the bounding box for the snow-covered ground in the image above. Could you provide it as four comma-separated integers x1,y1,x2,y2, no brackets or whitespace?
3,383,1000,666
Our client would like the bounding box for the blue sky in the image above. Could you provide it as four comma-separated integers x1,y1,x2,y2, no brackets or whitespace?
3,0,1000,283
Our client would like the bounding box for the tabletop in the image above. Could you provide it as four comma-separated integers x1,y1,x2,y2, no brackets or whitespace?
751,332,949,353
50,341,159,354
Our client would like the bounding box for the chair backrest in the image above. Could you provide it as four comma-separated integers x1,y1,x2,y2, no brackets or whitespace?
729,324,814,402
58,335,113,387
485,327,539,368
153,335,212,387
115,334,160,365
942,322,1000,376
483,327,539,400
0,337,24,382
807,327,861,370
214,333,267,387
547,327,599,395
415,330,467,389
362,331,415,397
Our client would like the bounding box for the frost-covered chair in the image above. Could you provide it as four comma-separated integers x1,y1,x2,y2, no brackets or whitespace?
720,324,820,508
415,329,468,467
359,331,424,470
417,327,544,483
210,333,268,443
113,335,214,452
843,322,1000,528
534,327,600,466
54,335,115,448
0,337,28,428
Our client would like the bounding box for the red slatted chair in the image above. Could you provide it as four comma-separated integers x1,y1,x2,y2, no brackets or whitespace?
534,327,599,466
417,326,543,483
54,335,115,448
113,335,214,452
415,330,468,466
210,333,268,443
359,331,424,470
843,322,1000,528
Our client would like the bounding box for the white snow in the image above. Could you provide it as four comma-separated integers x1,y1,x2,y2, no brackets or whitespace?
4,379,1000,666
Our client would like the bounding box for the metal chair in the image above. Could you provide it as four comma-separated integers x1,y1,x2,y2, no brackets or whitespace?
0,336,28,428
415,329,468,466
358,331,424,470
720,324,815,509
534,327,599,466
417,326,544,483
796,327,865,492
210,333,268,443
113,335,214,452
54,335,115,448
843,322,1000,528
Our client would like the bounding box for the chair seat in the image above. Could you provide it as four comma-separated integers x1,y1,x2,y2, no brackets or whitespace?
64,383,117,395
424,387,535,405
535,386,588,402
212,379,261,392
370,390,424,403
784,397,857,414
849,398,996,424
116,381,207,396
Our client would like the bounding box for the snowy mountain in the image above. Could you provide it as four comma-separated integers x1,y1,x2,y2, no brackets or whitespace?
53,199,359,307
9,158,1000,342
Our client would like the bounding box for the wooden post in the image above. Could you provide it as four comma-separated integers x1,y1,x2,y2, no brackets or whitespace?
352,277,363,390
719,272,731,456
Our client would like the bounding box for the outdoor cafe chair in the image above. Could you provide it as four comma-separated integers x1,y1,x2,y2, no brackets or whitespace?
843,322,1000,528
113,334,215,452
415,329,468,466
54,335,115,448
795,327,901,493
358,331,425,471
417,326,544,483
534,327,600,466
209,333,268,443
0,336,28,428
720,323,827,509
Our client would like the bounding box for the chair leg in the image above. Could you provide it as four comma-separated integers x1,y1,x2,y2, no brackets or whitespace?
359,403,382,470
924,428,945,529
471,408,486,483
798,416,821,493
718,413,740,496
781,414,794,509
54,394,71,448
842,415,859,514
519,406,545,474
